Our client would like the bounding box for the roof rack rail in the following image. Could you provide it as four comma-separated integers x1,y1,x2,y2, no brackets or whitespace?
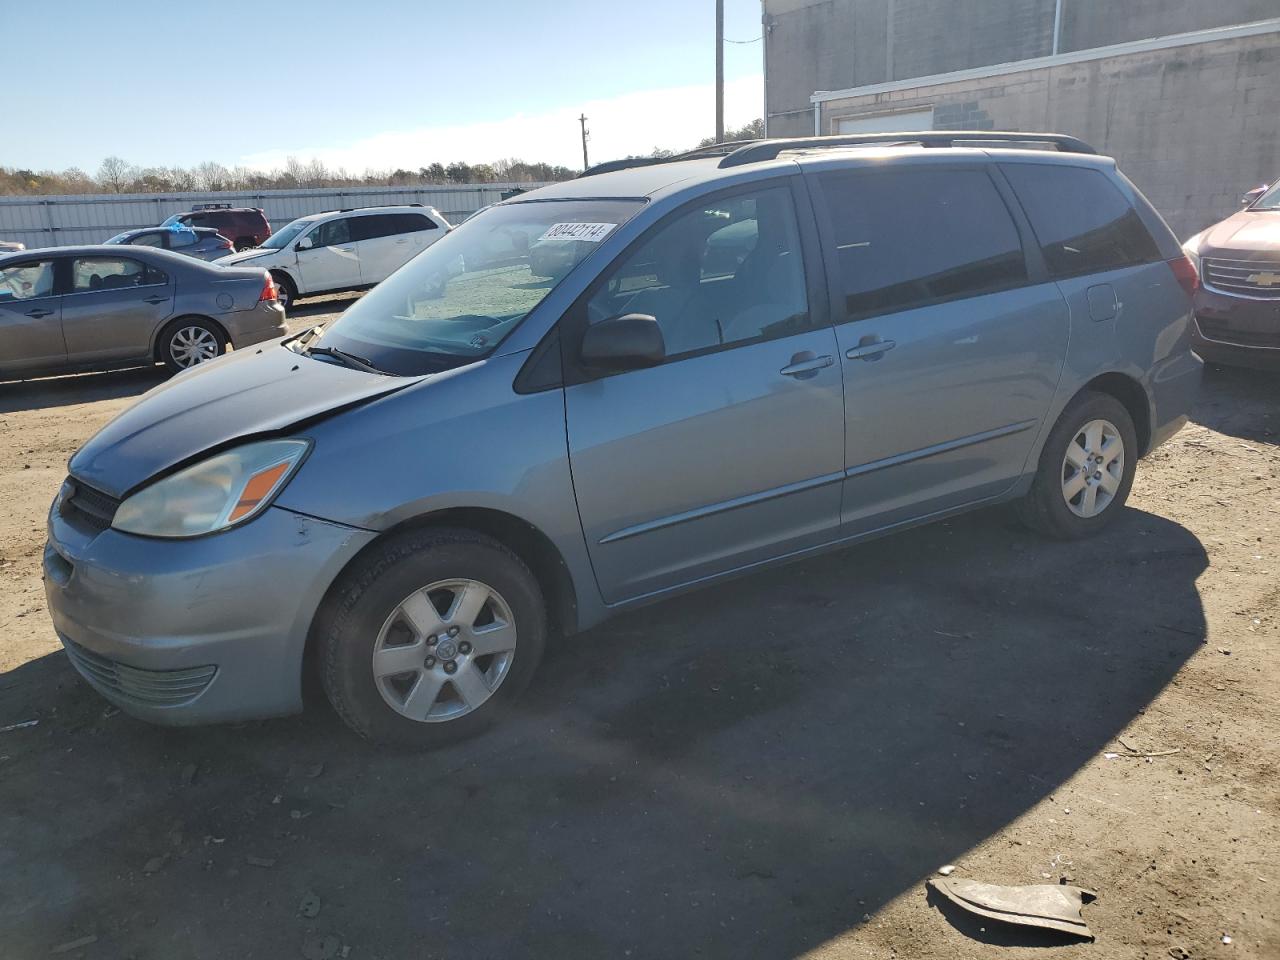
718,131,1096,168
336,202,427,212
578,140,759,178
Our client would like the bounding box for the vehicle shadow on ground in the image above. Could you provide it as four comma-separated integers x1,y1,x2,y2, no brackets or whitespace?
0,366,164,413
1193,364,1280,446
0,506,1206,959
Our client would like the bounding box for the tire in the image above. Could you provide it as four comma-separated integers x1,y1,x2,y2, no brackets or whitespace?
234,237,255,252
158,317,227,373
319,527,547,748
271,271,297,311
1015,390,1138,540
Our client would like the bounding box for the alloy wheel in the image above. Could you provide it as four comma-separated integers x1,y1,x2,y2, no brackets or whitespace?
169,326,219,367
371,579,518,723
1061,418,1124,518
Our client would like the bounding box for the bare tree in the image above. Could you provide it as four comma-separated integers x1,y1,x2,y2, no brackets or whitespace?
97,156,135,193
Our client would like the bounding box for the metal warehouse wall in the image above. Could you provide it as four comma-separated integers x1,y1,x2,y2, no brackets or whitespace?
763,0,1279,134
0,183,554,250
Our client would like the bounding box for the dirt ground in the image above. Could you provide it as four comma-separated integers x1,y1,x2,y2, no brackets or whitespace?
1,304,1276,959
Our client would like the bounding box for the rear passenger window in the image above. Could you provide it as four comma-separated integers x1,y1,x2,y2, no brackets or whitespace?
817,168,1028,320
1001,164,1161,279
349,215,395,241
71,257,150,291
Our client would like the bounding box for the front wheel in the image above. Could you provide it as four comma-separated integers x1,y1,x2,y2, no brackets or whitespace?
319,528,547,748
1015,391,1138,539
270,271,297,311
159,317,226,372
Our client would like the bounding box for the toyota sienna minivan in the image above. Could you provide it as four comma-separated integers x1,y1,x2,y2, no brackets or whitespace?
44,132,1202,746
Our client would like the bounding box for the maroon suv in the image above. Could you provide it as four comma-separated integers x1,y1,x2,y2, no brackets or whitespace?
1184,180,1280,367
159,206,271,251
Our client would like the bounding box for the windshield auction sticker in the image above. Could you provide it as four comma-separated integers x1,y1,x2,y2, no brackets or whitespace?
539,222,617,242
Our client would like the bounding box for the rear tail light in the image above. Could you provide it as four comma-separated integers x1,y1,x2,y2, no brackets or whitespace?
259,273,278,303
219,239,233,250
1169,254,1200,299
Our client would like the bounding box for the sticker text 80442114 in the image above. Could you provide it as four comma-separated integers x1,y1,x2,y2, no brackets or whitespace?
539,223,617,243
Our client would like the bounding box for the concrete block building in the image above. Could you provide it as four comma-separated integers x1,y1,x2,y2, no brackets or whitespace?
762,1,1280,237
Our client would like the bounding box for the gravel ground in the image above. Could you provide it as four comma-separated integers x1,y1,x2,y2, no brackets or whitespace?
0,317,1276,960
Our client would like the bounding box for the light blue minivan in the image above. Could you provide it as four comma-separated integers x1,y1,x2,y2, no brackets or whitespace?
44,132,1202,745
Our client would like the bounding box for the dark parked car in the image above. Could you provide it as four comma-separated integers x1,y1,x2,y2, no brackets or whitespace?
42,132,1200,746
160,206,270,251
0,244,286,378
106,225,234,261
1183,179,1280,367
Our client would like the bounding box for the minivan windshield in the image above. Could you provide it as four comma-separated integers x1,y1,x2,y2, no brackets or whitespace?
314,198,643,375
258,219,313,250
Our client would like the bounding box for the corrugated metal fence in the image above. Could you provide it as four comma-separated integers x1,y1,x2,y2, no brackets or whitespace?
0,183,554,249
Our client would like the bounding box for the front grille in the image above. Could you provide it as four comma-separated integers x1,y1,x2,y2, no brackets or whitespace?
62,637,217,707
1197,317,1280,348
60,478,120,534
1202,257,1280,300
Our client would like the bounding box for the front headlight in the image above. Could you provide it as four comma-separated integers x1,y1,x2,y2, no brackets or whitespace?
112,439,310,538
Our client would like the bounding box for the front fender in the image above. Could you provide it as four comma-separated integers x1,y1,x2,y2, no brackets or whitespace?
274,352,606,629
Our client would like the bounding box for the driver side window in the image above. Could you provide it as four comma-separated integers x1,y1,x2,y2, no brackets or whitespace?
315,219,351,247
586,185,809,360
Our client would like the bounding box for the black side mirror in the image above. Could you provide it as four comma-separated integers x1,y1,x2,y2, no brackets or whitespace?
1241,185,1268,206
580,313,665,371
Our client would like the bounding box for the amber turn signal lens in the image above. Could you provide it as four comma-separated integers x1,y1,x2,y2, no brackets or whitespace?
227,461,291,522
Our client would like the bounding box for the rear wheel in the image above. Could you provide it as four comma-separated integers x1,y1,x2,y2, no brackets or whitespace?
1016,391,1137,539
159,317,226,373
319,528,547,748
271,271,297,311
234,236,255,252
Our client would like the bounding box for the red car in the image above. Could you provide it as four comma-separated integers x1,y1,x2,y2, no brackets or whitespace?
1184,180,1280,367
160,206,271,251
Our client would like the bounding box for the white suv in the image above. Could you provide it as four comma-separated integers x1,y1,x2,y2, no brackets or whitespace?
217,205,451,309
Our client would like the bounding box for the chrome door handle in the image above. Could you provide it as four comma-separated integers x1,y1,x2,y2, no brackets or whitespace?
143,295,168,304
845,338,896,361
25,308,54,318
395,238,409,244
779,353,834,378
337,246,355,253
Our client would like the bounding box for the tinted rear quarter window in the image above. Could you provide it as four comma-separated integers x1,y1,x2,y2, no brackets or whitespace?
817,166,1028,320
1000,163,1161,279
392,212,437,233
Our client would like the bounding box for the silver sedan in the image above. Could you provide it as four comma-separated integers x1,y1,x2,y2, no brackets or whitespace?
0,244,287,379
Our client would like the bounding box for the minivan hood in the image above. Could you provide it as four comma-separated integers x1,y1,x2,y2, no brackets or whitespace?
1200,210,1280,255
69,344,419,498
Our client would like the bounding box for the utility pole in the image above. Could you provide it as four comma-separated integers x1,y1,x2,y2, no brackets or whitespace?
715,0,725,143
579,114,590,171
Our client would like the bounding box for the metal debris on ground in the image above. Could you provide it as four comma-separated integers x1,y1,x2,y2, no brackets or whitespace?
0,719,38,733
928,877,1097,940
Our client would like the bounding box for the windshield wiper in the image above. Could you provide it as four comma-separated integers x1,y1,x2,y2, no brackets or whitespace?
305,345,388,375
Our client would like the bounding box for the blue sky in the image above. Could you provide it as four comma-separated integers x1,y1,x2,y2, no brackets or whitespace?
7,0,766,173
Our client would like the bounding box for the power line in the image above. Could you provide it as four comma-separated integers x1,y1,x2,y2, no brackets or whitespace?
725,35,762,44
